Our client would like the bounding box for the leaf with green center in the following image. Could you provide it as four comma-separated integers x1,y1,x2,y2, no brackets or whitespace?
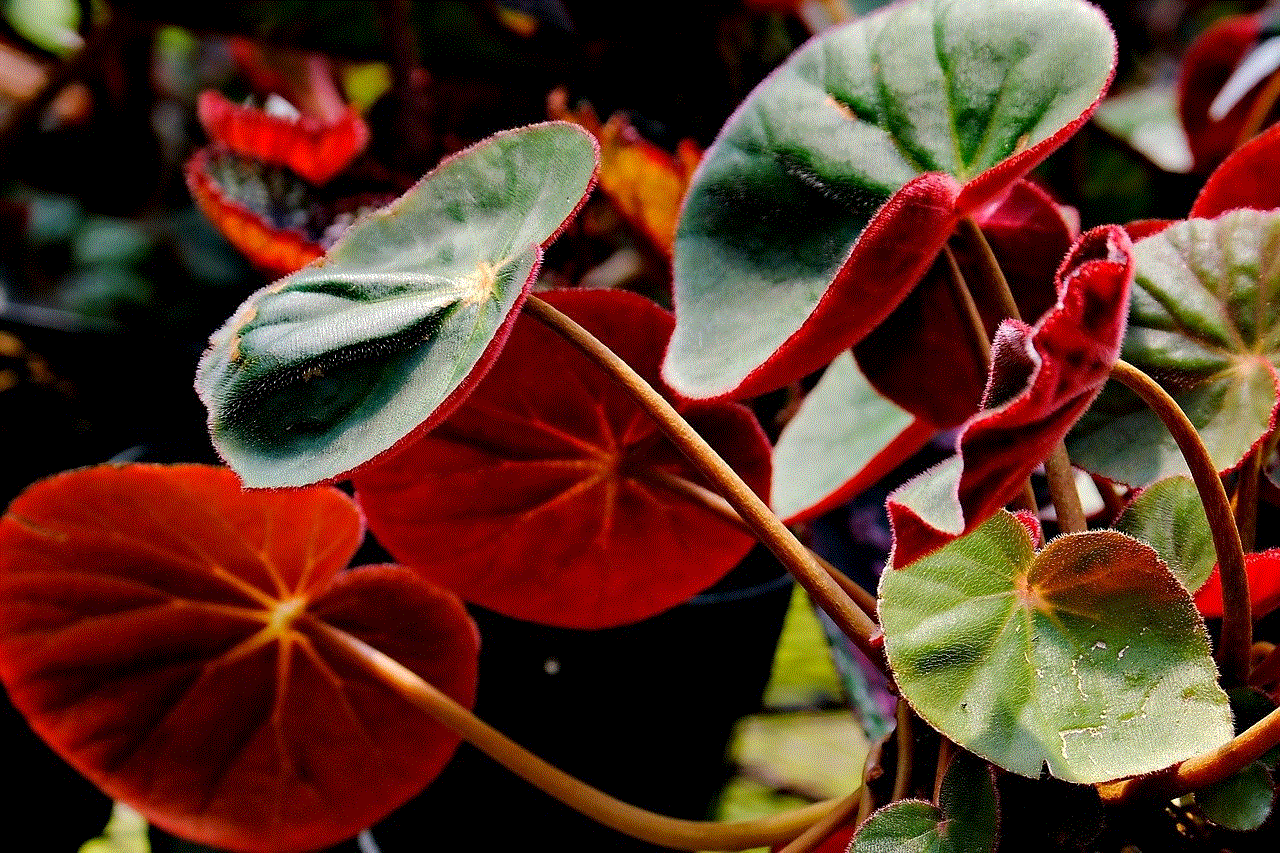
663,0,1115,400
0,464,479,853
879,511,1233,783
1069,210,1280,487
196,122,600,487
352,289,771,629
1114,476,1215,592
850,751,997,853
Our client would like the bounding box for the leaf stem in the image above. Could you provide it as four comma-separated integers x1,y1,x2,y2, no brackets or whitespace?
317,621,840,851
775,788,863,853
932,738,954,804
1234,444,1265,553
1110,359,1250,685
892,700,914,802
525,294,882,664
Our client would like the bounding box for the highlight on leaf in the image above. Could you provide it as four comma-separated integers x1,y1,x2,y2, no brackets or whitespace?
353,288,771,629
879,511,1233,784
0,464,479,853
663,0,1116,401
195,121,600,487
888,225,1134,568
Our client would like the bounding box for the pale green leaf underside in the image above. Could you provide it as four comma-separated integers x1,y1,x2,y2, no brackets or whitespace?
880,512,1232,783
772,353,919,520
1115,476,1215,592
1070,210,1280,486
196,123,598,486
666,0,1114,397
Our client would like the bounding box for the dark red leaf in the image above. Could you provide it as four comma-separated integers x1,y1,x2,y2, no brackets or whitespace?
888,226,1134,567
1192,119,1280,216
1195,549,1280,619
0,465,478,853
353,289,771,629
1178,11,1271,171
198,91,370,186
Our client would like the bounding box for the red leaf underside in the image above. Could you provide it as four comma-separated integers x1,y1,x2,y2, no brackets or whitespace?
1192,119,1280,216
1195,549,1280,619
1179,12,1272,171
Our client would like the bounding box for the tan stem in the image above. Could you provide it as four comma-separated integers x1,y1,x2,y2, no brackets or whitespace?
316,621,838,850
933,738,954,804
892,700,914,802
1111,360,1251,686
1234,444,1264,553
775,788,863,853
525,295,881,664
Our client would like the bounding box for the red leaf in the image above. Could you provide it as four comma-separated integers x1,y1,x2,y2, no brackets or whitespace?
1195,549,1280,619
198,91,370,186
888,226,1134,567
1192,119,1280,216
353,289,771,629
1178,12,1270,171
0,465,478,853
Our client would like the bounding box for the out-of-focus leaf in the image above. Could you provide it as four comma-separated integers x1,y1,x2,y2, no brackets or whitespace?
888,226,1133,568
195,122,599,487
1114,476,1215,592
664,0,1116,400
1192,119,1280,217
850,751,997,853
354,289,769,629
0,465,479,853
1094,84,1194,173
880,512,1233,783
1069,210,1280,487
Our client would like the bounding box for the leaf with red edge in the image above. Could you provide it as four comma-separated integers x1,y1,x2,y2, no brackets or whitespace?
0,464,479,853
1179,10,1278,172
888,225,1134,568
1196,549,1280,619
198,91,370,186
353,289,771,629
663,0,1116,401
1192,119,1280,217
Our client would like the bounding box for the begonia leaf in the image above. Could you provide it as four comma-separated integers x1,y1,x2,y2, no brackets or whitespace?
772,352,933,524
1069,210,1280,487
0,464,479,853
1196,689,1280,831
663,0,1115,400
197,91,370,185
1093,84,1194,173
888,226,1133,568
1114,476,1215,592
196,122,599,487
880,511,1233,783
1192,119,1280,217
1195,549,1280,619
352,289,770,629
855,179,1073,428
850,751,997,853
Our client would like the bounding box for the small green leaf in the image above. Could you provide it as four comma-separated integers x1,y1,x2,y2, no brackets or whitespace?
880,512,1233,783
1114,477,1215,592
851,751,997,853
196,122,599,486
1198,762,1275,831
1070,210,1280,487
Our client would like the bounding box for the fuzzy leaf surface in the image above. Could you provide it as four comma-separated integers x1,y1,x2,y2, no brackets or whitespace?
1114,476,1215,592
0,465,479,853
353,289,770,629
664,0,1115,400
1069,210,1280,487
196,122,599,487
880,512,1233,783
850,751,997,853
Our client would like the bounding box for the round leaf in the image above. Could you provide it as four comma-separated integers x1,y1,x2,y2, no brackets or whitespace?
1198,761,1276,831
196,122,600,487
880,511,1233,783
353,289,772,629
664,0,1115,400
850,752,998,853
1070,210,1280,487
0,465,479,853
1114,476,1215,592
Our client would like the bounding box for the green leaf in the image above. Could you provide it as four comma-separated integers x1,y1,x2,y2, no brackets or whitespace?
850,751,997,853
1198,762,1275,831
665,0,1115,399
879,512,1233,784
772,353,933,523
1114,476,1215,592
195,122,599,486
1070,210,1280,487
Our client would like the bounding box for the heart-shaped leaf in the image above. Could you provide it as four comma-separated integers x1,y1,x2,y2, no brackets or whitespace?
1195,549,1280,619
0,464,479,853
196,122,600,487
850,751,997,853
1192,119,1280,217
353,289,771,629
880,511,1233,783
1114,476,1215,592
197,91,370,185
888,226,1133,568
663,0,1115,400
1068,210,1280,487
